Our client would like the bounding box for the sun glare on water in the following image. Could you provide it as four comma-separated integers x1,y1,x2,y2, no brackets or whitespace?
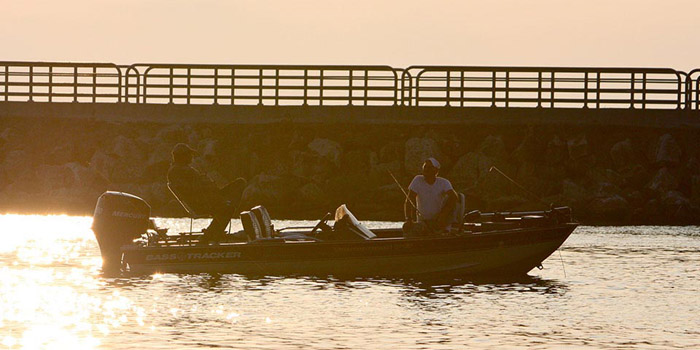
0,214,120,349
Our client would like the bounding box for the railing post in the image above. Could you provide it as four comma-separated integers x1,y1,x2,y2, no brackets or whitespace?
214,68,219,105
696,79,699,110
551,71,555,108
143,73,148,104
445,70,450,107
28,65,34,102
275,68,279,106
505,70,510,108
676,75,682,110
415,72,421,106
3,64,8,102
537,71,542,108
303,69,308,106
460,70,464,108
348,69,353,106
92,66,97,103
73,66,78,103
583,72,589,108
319,69,324,106
364,69,369,106
48,66,53,103
491,71,496,107
230,68,235,105
169,68,174,104
642,73,647,110
629,72,635,109
187,68,191,105
596,72,601,109
258,68,263,106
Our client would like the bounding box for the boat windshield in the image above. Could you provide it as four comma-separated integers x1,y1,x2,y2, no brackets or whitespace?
333,204,376,240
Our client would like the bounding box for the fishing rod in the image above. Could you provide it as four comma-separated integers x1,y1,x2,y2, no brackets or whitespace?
489,165,567,277
488,166,550,206
387,169,427,221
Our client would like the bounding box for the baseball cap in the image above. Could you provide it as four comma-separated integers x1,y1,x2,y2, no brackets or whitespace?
425,157,440,169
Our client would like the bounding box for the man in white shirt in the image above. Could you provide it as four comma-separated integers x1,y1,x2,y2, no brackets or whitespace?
404,157,458,233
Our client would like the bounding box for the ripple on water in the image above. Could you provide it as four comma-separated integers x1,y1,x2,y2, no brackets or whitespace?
0,215,698,349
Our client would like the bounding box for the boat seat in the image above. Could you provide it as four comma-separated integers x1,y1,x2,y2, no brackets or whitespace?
240,210,263,241
167,182,231,234
251,205,274,238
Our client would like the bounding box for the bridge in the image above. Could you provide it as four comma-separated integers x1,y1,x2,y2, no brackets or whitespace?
1,61,699,125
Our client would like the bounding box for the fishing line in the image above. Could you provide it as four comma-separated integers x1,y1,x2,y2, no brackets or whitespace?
387,170,426,221
558,249,567,278
488,166,550,206
490,166,569,277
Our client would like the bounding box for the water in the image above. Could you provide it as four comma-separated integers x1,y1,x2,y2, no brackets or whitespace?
0,215,698,349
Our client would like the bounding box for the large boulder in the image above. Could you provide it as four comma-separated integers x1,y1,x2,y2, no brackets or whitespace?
560,179,588,207
155,124,189,144
112,135,143,161
200,138,218,163
65,162,108,189
545,135,567,165
3,150,35,183
513,128,543,164
369,158,403,186
610,138,636,170
649,134,681,167
308,138,342,167
567,134,589,161
298,182,324,204
341,150,371,175
479,135,507,159
660,191,695,223
45,142,75,165
0,127,22,151
89,149,143,184
379,141,403,164
448,152,491,189
692,175,700,205
588,194,630,221
240,174,302,210
34,164,75,193
647,167,678,194
143,142,175,180
404,137,441,175
290,150,335,181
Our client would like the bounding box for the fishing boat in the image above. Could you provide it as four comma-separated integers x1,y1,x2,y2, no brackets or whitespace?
92,191,577,277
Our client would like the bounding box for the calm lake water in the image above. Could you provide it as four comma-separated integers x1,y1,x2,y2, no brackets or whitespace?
0,215,698,349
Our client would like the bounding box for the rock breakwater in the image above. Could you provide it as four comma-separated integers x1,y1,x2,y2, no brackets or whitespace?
1,117,699,224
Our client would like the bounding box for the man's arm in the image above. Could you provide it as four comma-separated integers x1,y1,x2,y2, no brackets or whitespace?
404,190,418,221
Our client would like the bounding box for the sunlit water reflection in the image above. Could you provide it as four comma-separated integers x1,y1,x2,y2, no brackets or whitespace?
0,215,698,349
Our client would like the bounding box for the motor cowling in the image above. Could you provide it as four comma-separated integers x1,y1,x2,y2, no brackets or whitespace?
92,191,151,272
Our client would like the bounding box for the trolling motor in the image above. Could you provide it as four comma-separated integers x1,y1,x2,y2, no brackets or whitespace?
92,191,151,272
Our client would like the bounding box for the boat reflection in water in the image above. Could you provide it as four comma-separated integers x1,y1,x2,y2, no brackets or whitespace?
92,191,577,277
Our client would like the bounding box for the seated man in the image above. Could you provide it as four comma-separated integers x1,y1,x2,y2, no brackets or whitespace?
404,157,458,234
167,143,246,243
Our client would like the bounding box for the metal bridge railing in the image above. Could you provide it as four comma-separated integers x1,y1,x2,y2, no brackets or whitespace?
403,66,688,109
689,69,700,111
1,61,699,110
124,64,401,106
0,61,123,103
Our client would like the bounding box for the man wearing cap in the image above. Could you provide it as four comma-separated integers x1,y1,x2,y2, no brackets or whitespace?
404,157,458,233
167,143,246,243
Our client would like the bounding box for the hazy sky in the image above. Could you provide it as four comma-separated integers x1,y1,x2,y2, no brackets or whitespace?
2,0,699,70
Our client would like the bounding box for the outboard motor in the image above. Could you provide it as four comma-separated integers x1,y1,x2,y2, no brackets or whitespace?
92,191,151,272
